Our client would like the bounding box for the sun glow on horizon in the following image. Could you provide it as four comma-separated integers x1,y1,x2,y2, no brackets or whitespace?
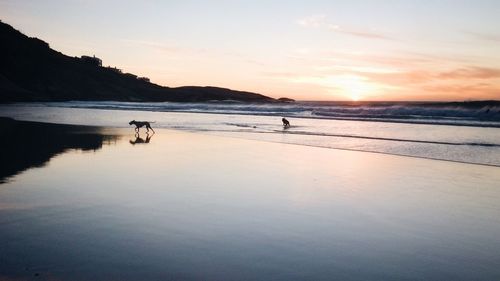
350,94,361,101
338,75,369,101
330,75,380,101
292,74,382,101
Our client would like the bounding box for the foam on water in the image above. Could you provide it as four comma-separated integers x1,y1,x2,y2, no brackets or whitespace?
43,100,500,126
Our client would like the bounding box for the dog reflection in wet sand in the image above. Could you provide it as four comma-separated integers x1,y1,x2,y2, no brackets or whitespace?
129,132,153,145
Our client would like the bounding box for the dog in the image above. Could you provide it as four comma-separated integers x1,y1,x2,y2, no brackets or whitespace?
282,118,290,128
129,120,155,133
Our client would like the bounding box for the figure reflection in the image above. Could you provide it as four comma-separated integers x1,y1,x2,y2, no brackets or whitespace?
129,132,153,145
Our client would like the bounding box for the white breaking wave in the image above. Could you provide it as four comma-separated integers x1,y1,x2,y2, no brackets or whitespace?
1,102,499,166
40,100,500,127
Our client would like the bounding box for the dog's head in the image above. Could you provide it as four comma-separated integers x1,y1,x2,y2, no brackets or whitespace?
129,120,135,125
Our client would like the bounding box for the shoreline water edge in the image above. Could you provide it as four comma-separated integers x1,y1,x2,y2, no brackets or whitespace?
1,103,499,166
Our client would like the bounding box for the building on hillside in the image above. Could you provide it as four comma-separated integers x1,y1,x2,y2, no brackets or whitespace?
81,55,102,67
106,66,122,73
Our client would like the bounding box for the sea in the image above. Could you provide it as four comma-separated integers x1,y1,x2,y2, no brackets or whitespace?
1,100,499,166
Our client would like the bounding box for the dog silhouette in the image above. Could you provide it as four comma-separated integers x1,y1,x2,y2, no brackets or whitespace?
129,120,155,133
282,118,290,128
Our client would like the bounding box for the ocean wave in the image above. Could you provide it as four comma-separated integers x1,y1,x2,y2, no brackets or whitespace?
40,100,500,127
310,103,500,121
2,102,499,166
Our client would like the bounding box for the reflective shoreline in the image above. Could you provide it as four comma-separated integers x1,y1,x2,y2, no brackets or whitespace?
0,117,120,183
0,120,499,280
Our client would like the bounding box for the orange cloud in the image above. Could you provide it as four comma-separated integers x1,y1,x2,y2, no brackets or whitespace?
437,67,500,79
359,71,432,85
357,67,500,86
422,83,500,100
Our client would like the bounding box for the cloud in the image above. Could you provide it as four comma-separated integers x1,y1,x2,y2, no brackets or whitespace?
121,39,215,57
359,70,432,85
297,15,391,40
262,63,500,100
422,83,500,99
287,50,437,73
437,67,500,79
261,71,301,78
297,14,327,28
349,66,500,100
353,66,500,89
465,31,500,43
326,24,391,40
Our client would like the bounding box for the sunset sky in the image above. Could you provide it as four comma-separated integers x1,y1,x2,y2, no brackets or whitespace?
1,0,500,101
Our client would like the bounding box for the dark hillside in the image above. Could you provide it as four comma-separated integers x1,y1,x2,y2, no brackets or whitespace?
0,21,274,103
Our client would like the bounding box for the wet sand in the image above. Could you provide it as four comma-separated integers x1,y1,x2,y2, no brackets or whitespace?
1,119,500,280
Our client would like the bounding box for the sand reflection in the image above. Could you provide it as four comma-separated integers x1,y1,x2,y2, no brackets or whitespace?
0,118,120,183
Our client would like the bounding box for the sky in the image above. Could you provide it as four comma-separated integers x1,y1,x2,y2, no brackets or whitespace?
1,0,500,101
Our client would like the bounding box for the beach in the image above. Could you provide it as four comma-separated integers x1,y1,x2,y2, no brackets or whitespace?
1,118,500,280
2,1,500,279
